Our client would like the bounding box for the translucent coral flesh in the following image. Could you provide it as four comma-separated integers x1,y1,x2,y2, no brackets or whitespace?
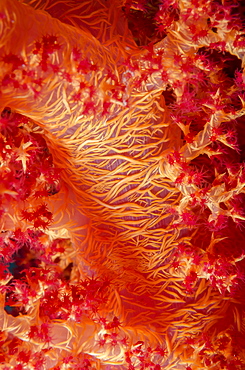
1,0,245,369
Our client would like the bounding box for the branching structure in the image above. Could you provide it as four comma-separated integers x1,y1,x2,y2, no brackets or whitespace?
0,0,245,369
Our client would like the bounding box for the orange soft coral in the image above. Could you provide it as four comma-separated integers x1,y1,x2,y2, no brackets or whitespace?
1,0,245,369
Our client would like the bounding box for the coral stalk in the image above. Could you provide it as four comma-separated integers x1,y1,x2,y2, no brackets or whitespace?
1,0,245,369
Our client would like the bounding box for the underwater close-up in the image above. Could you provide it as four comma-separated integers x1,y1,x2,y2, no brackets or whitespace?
1,0,245,369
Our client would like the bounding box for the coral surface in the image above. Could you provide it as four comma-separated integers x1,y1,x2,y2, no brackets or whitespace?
0,0,245,369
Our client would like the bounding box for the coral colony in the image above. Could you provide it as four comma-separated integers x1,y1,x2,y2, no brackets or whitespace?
0,0,245,368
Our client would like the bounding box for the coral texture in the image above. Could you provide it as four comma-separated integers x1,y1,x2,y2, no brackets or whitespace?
0,0,245,369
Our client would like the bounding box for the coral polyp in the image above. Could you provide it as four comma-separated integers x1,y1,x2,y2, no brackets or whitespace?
0,0,245,369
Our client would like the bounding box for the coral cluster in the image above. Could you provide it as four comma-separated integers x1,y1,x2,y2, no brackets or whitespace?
0,0,245,369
